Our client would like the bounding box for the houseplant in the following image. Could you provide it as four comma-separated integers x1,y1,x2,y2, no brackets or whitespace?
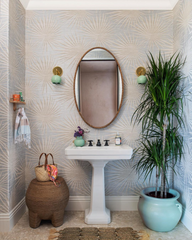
132,52,186,232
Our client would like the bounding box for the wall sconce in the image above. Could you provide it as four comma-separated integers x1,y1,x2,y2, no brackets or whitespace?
136,67,147,84
51,66,63,84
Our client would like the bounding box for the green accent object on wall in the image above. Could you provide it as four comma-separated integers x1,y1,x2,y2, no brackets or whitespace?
51,75,61,84
74,136,85,147
137,75,147,84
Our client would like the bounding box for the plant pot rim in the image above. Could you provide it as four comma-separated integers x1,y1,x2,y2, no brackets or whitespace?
140,187,180,201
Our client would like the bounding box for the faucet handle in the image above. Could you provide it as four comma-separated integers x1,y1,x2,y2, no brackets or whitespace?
96,139,101,146
88,140,93,146
104,140,110,146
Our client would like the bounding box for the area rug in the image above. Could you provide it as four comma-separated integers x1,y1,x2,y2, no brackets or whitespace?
48,227,150,240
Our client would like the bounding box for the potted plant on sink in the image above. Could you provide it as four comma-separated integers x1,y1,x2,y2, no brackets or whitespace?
131,52,186,232
74,126,85,147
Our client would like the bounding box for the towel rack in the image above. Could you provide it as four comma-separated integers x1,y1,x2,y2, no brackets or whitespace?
9,98,26,111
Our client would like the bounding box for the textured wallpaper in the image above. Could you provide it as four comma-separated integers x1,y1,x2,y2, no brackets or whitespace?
1,0,191,218
173,0,192,216
9,0,25,211
0,0,9,213
25,10,173,196
0,0,25,214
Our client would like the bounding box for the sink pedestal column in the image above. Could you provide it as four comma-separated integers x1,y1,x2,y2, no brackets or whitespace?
85,160,110,224
65,144,133,224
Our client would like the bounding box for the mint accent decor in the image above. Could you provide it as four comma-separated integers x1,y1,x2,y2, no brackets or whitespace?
137,75,147,84
74,136,85,147
138,187,182,232
51,75,61,84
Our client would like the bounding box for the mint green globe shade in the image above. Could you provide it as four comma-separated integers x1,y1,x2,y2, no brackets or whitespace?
137,75,147,84
51,75,61,84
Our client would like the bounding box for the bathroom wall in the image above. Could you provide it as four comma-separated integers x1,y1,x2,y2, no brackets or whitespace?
25,10,173,196
173,0,192,220
0,0,9,214
0,0,25,214
9,0,25,211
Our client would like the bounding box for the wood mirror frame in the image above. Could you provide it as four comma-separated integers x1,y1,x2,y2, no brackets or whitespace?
73,47,124,129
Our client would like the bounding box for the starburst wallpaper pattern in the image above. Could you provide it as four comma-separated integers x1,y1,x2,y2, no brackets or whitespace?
0,0,25,214
0,0,10,214
8,0,25,212
173,0,192,216
8,0,25,211
25,9,173,199
1,0,192,220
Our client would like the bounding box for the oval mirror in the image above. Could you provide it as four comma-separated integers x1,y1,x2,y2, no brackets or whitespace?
74,47,124,129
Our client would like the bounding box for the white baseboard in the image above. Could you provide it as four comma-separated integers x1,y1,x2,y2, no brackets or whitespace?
106,196,139,211
1,196,191,233
181,206,192,233
66,196,139,211
0,197,26,232
66,196,90,211
66,196,192,233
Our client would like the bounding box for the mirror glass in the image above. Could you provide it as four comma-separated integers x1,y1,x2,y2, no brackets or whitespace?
74,47,124,129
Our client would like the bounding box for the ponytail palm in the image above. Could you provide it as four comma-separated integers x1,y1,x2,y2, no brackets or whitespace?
132,52,185,198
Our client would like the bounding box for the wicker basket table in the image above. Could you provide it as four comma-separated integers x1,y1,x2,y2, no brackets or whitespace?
26,176,69,228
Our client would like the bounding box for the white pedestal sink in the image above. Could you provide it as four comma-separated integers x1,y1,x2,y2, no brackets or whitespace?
65,144,133,224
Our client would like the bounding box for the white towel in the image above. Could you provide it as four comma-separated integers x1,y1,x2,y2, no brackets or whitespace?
14,108,31,148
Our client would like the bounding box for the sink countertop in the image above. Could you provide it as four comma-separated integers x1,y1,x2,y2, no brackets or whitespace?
65,144,133,160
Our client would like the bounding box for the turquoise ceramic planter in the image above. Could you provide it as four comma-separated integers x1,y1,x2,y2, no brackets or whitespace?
74,136,85,147
137,75,147,84
138,187,182,232
51,75,61,84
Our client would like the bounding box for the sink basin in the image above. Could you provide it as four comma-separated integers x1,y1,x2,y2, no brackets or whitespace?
65,143,133,160
65,143,133,224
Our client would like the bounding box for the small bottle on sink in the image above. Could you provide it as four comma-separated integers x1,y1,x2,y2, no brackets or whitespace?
115,132,121,145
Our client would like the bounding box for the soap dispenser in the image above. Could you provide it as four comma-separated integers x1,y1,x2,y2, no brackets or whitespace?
115,132,121,145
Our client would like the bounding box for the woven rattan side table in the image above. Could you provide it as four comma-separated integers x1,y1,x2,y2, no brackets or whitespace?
26,176,69,228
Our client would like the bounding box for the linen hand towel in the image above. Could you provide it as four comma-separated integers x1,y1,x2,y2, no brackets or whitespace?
14,108,31,148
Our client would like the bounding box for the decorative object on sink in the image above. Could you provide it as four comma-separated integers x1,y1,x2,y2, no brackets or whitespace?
74,136,85,147
51,66,63,84
136,66,147,84
74,47,124,129
115,132,121,145
74,126,85,147
131,52,186,232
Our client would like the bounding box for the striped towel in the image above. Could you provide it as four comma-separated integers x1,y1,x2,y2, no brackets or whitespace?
14,108,31,148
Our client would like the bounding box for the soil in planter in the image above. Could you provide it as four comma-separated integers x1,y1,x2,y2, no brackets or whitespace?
146,191,174,198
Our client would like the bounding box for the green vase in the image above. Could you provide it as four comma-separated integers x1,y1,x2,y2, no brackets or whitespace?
74,136,85,147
